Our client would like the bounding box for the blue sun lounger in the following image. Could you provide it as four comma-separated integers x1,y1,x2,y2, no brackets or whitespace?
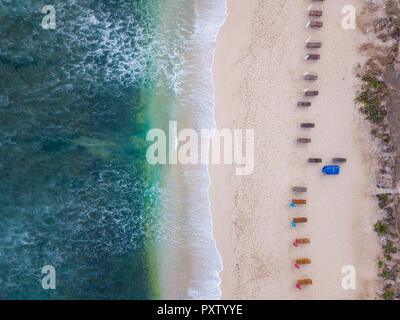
322,165,340,175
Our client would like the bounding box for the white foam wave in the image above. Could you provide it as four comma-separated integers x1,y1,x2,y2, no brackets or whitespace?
158,0,227,300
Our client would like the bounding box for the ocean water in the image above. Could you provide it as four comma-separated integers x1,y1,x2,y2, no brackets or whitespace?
0,0,226,299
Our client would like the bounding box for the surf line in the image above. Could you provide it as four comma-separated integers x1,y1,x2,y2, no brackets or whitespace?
146,121,255,176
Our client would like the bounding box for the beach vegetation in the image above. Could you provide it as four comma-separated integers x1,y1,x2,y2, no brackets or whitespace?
356,73,387,124
362,74,382,90
383,291,394,300
377,194,389,201
375,221,388,235
357,11,400,301
384,240,397,255
378,201,387,209
358,99,387,124
379,134,390,143
358,100,387,124
377,194,390,209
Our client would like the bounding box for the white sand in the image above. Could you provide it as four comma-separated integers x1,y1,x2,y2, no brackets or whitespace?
210,0,382,299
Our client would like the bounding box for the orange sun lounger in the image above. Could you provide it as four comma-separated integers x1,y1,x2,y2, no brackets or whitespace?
293,217,308,223
296,258,311,265
292,199,307,205
304,89,319,96
296,238,310,244
298,279,313,285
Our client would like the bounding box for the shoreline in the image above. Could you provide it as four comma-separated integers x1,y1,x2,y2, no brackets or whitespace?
210,0,259,298
156,0,226,299
210,0,382,299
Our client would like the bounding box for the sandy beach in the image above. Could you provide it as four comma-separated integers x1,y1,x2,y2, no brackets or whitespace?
210,0,382,299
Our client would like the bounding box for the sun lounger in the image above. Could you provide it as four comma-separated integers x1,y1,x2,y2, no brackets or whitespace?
298,101,311,107
293,217,308,223
333,158,347,163
306,21,323,28
296,258,311,264
306,41,322,49
304,72,318,80
305,54,320,60
297,279,313,285
292,199,307,205
309,10,323,17
304,89,319,96
308,158,322,163
297,138,311,143
301,123,315,128
293,186,307,192
305,37,322,48
296,238,310,244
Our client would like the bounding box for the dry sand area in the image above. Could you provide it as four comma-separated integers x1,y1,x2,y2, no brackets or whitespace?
210,0,382,299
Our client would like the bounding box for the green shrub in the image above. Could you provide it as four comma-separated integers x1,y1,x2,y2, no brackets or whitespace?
383,291,394,300
362,74,382,90
377,194,389,201
375,221,388,235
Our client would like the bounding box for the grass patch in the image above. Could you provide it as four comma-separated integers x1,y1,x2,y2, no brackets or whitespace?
383,291,394,300
375,221,388,235
379,134,390,143
377,194,389,201
362,74,382,90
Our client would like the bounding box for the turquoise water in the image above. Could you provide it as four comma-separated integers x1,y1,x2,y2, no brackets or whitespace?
0,0,169,299
0,0,225,299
